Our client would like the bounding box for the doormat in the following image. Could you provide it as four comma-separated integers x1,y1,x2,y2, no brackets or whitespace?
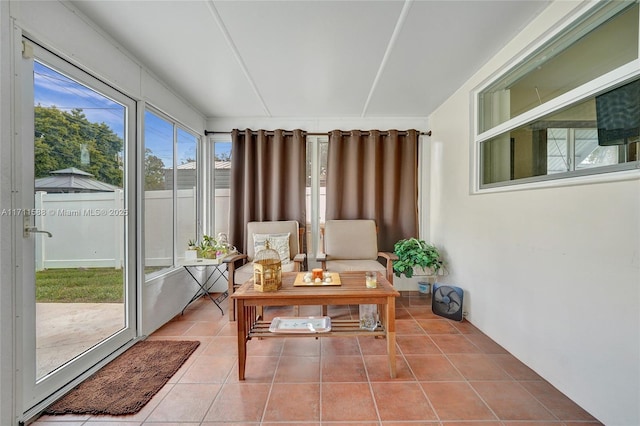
44,339,200,416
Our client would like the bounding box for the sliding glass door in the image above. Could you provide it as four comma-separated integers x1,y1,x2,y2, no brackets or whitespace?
19,40,137,415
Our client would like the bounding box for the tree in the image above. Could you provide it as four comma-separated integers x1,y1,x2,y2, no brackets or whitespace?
214,151,230,162
34,106,123,186
144,148,166,190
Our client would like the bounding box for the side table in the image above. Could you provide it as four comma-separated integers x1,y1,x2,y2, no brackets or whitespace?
181,258,229,315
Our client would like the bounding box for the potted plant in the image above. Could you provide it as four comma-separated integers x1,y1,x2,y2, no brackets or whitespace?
393,238,445,293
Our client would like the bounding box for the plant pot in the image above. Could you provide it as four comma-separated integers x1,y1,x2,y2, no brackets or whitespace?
417,281,431,294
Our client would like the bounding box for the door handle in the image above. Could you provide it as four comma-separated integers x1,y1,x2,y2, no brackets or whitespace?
23,212,53,238
24,226,53,238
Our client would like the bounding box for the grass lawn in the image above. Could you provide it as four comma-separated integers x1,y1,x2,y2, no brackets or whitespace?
36,268,124,303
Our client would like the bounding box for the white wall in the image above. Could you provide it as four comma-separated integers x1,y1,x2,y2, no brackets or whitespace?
428,2,640,425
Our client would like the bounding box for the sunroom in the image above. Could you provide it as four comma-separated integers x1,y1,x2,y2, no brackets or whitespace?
0,1,638,425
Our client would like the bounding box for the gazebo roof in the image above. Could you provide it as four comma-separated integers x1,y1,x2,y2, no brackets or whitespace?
35,167,120,193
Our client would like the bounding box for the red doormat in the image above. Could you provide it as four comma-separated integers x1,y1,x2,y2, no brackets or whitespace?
45,340,200,416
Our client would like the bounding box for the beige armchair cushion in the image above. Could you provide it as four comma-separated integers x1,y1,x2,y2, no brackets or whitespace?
253,232,291,264
320,219,396,285
246,221,300,261
324,219,378,260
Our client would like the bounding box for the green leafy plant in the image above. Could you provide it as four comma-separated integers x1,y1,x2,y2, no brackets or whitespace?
194,234,231,258
393,238,444,278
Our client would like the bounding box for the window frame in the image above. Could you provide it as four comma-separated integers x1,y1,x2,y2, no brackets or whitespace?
471,1,640,193
143,106,200,280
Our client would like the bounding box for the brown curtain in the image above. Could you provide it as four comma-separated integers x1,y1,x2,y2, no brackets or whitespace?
229,129,307,254
325,129,418,252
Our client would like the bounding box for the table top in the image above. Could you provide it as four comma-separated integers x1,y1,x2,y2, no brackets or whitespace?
231,271,399,301
181,259,226,267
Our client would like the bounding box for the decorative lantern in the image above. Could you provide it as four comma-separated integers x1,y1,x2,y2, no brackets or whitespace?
253,240,282,292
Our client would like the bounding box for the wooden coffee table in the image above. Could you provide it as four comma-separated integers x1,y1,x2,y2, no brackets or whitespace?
231,271,400,380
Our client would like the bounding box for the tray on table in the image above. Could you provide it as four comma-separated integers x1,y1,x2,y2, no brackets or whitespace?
293,272,341,286
269,316,331,333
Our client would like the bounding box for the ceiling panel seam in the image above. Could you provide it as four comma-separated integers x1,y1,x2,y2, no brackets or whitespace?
205,0,272,117
361,0,413,118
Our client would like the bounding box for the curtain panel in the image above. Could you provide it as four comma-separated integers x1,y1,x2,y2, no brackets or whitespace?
325,129,418,252
229,129,307,254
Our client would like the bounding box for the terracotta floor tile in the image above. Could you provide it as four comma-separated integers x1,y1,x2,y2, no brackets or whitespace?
263,383,320,422
464,333,509,354
471,381,557,421
397,334,441,355
371,382,437,421
182,321,224,337
396,319,428,335
406,307,441,320
246,336,284,356
395,306,413,319
321,355,368,382
417,318,460,334
201,335,238,356
152,320,197,336
227,356,279,383
146,383,221,423
405,354,464,381
451,320,482,334
178,354,235,383
520,380,599,421
281,336,320,356
363,354,415,381
321,382,378,422
274,355,320,382
358,335,391,355
430,334,483,354
203,383,270,423
447,353,511,380
421,381,497,420
489,353,543,380
320,336,361,356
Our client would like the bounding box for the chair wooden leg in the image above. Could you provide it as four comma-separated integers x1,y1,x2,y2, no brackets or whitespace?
322,305,328,316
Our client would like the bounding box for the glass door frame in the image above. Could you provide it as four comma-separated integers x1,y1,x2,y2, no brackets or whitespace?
18,39,139,418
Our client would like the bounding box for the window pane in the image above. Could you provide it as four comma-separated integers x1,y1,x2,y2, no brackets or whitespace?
479,2,638,133
481,79,640,186
214,141,231,237
144,111,173,275
176,128,197,260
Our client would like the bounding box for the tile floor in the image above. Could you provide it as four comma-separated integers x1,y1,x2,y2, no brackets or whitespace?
34,292,602,425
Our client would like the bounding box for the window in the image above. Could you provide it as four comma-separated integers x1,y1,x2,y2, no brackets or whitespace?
143,109,198,277
306,135,328,260
475,1,639,189
212,137,231,238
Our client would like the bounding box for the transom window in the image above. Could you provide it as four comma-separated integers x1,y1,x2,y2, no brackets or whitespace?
475,1,640,189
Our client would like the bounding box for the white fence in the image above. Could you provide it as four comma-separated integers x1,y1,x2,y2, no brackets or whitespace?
34,187,325,271
34,189,202,271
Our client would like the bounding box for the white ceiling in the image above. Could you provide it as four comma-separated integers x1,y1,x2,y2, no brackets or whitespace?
70,0,550,120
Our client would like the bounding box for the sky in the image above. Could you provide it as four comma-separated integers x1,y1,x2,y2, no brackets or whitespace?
33,61,207,168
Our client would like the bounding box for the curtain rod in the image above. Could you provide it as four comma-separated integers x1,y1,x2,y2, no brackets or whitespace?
204,130,432,137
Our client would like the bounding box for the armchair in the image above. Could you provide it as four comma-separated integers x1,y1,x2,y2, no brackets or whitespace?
225,220,306,321
318,219,396,284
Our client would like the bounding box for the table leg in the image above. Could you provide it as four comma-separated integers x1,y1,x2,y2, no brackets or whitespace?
386,296,397,378
236,299,247,380
182,266,224,314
